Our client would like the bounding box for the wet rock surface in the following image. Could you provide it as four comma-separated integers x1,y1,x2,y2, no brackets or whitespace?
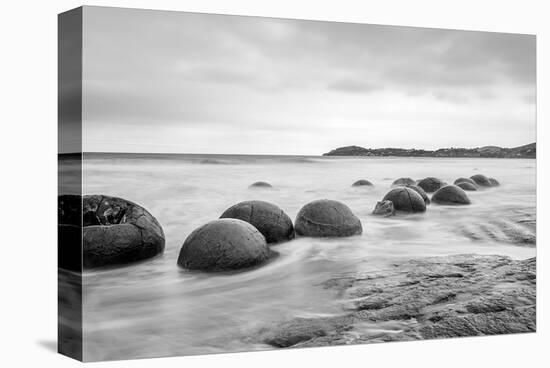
432,185,471,205
295,199,362,237
489,178,500,187
178,218,273,271
417,177,446,193
372,200,395,217
220,200,294,244
259,255,536,348
456,211,536,246
382,187,426,213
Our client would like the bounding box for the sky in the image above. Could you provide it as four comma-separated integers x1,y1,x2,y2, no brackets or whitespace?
81,6,536,155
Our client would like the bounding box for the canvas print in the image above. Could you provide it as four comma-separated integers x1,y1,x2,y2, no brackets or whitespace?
58,6,536,362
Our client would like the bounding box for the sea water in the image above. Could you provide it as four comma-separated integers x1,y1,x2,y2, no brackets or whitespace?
70,153,535,360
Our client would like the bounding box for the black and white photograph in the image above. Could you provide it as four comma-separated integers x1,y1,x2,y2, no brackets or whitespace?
56,4,537,364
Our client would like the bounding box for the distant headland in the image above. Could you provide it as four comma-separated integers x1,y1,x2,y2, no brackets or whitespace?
323,142,536,158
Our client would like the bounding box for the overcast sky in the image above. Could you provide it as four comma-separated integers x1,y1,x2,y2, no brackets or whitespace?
82,6,536,155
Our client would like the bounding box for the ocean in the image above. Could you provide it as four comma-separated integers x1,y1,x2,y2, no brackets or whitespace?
64,153,535,360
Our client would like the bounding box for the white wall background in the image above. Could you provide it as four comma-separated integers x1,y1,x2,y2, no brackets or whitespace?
0,0,547,367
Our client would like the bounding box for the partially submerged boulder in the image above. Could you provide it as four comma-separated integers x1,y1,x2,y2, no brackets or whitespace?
456,182,478,191
392,177,416,187
177,218,272,271
220,200,294,244
432,185,471,205
470,174,492,187
405,184,431,205
489,178,500,187
295,199,362,237
454,177,477,186
372,200,395,217
352,179,373,187
78,195,165,268
249,181,273,189
382,187,426,213
417,177,446,193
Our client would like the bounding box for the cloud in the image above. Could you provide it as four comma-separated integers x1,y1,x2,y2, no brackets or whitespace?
81,6,536,154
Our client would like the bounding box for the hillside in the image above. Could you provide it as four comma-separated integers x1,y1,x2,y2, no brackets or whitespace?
323,142,536,158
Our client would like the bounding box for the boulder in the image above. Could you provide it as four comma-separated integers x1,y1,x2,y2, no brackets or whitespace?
432,185,471,205
177,218,272,271
220,200,295,244
249,181,273,189
295,199,362,237
489,178,500,187
456,182,478,191
417,177,446,193
470,174,492,187
404,184,431,205
58,195,165,269
372,200,395,217
382,187,426,213
80,195,165,268
392,177,416,186
454,177,477,186
352,179,373,187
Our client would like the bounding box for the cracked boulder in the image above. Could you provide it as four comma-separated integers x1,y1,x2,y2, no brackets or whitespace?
372,200,395,217
220,200,295,244
382,187,426,213
58,195,165,269
432,185,471,205
295,199,362,237
177,218,273,271
417,177,446,193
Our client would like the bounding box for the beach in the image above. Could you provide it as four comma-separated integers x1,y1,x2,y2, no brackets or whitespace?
69,153,536,360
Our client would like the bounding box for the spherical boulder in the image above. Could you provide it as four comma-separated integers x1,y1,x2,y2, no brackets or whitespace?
456,181,478,191
177,219,272,271
404,184,431,205
417,177,446,193
372,200,395,217
432,185,471,205
352,179,373,187
454,177,477,186
249,181,273,189
220,200,294,244
489,178,500,187
382,187,426,213
470,174,492,187
392,177,416,187
59,195,165,269
295,199,362,237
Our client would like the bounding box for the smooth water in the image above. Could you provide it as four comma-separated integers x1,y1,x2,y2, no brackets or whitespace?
76,154,536,360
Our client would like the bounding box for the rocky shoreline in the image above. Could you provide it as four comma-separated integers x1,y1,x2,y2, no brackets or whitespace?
259,254,536,348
